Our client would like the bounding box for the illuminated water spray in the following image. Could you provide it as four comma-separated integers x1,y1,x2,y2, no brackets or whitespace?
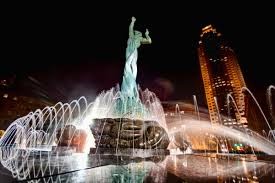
0,17,274,182
267,85,275,130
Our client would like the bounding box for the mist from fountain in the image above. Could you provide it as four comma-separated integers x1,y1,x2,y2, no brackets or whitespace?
88,85,167,131
169,119,275,155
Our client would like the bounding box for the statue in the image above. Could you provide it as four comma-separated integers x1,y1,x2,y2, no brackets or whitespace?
89,17,169,150
121,17,152,98
90,17,170,150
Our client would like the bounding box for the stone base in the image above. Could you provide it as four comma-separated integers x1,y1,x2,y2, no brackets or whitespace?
90,118,170,149
90,148,170,158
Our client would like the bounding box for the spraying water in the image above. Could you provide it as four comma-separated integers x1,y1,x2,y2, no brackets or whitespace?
242,87,275,140
169,120,275,155
267,85,275,129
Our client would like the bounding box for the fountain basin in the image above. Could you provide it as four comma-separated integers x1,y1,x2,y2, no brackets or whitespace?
90,118,170,149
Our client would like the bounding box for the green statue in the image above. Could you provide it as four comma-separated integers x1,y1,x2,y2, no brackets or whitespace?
121,16,152,98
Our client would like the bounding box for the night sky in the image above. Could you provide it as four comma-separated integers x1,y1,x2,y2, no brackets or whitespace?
1,3,274,105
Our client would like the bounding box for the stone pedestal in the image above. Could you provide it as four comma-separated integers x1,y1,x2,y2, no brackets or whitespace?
90,118,169,149
56,125,87,153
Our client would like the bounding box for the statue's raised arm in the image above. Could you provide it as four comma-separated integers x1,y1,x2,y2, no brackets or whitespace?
141,29,152,44
129,17,136,37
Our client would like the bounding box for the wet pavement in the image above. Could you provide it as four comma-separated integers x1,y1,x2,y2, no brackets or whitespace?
1,152,275,183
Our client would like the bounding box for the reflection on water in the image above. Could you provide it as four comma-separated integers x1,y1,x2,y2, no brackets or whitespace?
18,154,168,183
167,154,275,182
0,149,275,183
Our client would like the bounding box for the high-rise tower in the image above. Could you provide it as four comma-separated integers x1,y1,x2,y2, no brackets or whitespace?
198,25,247,127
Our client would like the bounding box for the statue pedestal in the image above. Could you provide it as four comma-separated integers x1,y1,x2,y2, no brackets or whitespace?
56,125,88,153
90,118,170,149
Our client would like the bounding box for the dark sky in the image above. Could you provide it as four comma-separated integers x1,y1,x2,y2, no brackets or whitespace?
1,3,274,104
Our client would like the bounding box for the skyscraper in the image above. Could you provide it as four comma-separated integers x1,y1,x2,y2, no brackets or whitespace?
198,25,247,127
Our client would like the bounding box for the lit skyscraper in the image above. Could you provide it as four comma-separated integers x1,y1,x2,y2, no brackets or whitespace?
198,25,247,127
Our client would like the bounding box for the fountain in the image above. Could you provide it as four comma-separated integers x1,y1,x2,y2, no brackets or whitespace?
89,17,169,151
0,17,170,181
0,17,275,182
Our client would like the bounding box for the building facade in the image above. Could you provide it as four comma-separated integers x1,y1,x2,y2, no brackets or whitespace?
0,75,55,130
198,25,247,127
